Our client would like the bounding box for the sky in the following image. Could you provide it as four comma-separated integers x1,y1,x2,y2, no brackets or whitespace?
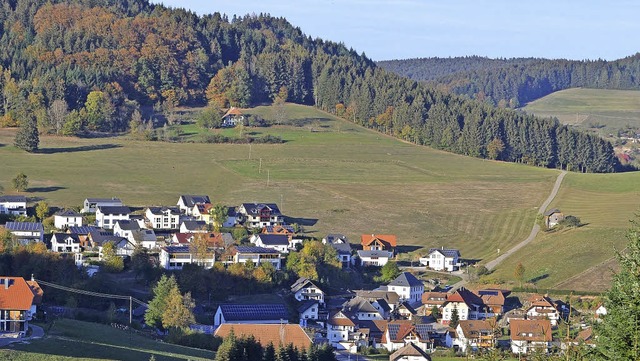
150,0,640,61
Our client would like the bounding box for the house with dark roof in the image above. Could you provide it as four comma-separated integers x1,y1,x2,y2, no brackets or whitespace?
68,226,97,247
291,277,325,305
95,206,131,229
179,220,208,233
4,222,44,243
381,321,433,352
390,342,432,361
253,234,291,253
387,272,424,305
441,288,486,325
221,107,244,127
0,277,39,334
544,208,564,228
177,195,211,215
113,220,140,239
215,323,312,350
53,209,83,229
322,234,353,267
145,206,181,229
131,229,158,249
229,246,283,270
213,303,289,328
236,203,283,228
510,319,552,354
453,320,496,353
297,300,319,320
0,195,27,216
476,289,506,316
343,296,384,321
355,290,400,313
51,233,81,253
87,230,126,249
82,197,122,213
421,247,461,272
395,301,418,320
327,310,358,350
159,245,215,270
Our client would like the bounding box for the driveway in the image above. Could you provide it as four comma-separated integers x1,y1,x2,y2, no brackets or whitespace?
0,324,44,348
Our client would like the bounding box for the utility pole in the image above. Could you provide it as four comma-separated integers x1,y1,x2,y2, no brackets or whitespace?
129,296,132,325
259,158,262,173
249,143,252,160
267,170,270,187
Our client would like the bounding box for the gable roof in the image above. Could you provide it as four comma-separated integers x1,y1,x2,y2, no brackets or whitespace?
390,342,432,361
383,321,431,343
240,203,281,216
68,226,97,235
215,323,312,350
476,289,506,307
178,195,211,208
510,319,552,342
328,311,355,327
290,277,323,294
52,233,81,244
389,272,423,288
343,296,380,314
114,220,140,231
5,222,43,232
297,300,318,313
97,206,131,215
218,304,288,322
445,287,484,308
0,277,35,310
88,230,126,246
457,320,493,338
222,107,244,117
146,206,180,215
0,195,27,203
422,291,448,305
132,229,157,242
85,197,122,203
262,225,295,234
256,234,289,246
544,208,562,216
233,246,281,255
26,279,43,305
357,250,394,259
54,209,82,217
180,220,208,231
355,290,400,306
428,247,460,258
361,234,397,248
398,301,417,315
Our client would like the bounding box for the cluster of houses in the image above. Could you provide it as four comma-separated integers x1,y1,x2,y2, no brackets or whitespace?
210,269,599,359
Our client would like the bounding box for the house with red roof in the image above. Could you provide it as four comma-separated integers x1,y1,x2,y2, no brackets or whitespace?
221,107,244,127
0,277,41,334
510,319,552,354
525,294,560,326
441,288,486,325
380,321,434,352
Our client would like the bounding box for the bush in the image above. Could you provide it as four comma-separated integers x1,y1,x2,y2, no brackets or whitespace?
559,215,581,228
166,327,221,351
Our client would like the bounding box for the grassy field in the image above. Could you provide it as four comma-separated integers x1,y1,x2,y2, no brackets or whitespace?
0,103,635,291
0,319,214,361
523,88,640,136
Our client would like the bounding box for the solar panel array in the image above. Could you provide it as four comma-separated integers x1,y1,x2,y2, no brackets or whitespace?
235,246,280,254
220,303,288,321
5,222,43,231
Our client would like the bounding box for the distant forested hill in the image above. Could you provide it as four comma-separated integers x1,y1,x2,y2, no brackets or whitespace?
378,54,640,108
0,0,619,172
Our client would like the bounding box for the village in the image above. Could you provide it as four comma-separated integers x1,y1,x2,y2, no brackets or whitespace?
0,193,603,360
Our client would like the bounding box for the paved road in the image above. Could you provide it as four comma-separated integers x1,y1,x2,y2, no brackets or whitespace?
450,170,567,290
0,324,44,348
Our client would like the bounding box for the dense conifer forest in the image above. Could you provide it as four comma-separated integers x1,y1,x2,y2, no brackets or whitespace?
378,54,640,108
0,0,620,172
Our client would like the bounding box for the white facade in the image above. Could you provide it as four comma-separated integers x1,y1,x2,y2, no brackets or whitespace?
83,198,122,213
511,340,550,355
0,196,27,216
95,207,130,229
357,250,393,267
526,306,560,326
145,207,180,229
299,302,319,320
293,283,325,305
442,302,470,324
54,212,83,229
159,246,215,270
51,234,81,253
422,248,460,272
233,248,282,270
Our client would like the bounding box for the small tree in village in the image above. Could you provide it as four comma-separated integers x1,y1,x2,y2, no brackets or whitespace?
35,201,49,221
209,203,228,232
450,308,460,328
12,172,28,192
101,241,124,272
514,262,526,288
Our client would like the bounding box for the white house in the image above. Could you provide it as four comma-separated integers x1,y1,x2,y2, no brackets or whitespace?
0,277,39,334
291,277,325,305
298,300,319,321
82,197,122,213
389,342,432,361
179,220,208,233
221,107,244,127
177,195,211,215
95,206,131,229
145,206,181,229
327,311,356,349
380,322,433,353
4,222,44,244
229,246,282,270
0,195,27,216
421,247,461,272
357,250,393,267
159,245,215,270
213,303,288,328
53,209,83,229
131,229,158,249
387,272,424,305
525,295,560,326
253,234,290,253
113,220,140,240
51,233,81,253
343,297,384,321
454,320,495,353
510,319,552,354
236,203,283,228
323,234,353,267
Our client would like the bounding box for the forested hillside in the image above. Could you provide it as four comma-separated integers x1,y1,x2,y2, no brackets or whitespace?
0,0,619,172
378,54,640,108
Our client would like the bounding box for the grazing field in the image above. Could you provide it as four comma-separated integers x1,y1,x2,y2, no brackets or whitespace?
1,319,214,361
0,103,635,290
523,88,640,136
488,171,640,291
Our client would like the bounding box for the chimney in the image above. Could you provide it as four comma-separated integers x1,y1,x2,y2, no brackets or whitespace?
4,278,8,289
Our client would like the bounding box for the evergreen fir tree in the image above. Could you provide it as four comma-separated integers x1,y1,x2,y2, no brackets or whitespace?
14,116,39,152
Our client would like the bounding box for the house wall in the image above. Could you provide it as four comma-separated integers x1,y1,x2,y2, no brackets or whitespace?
360,256,390,267
300,305,318,320
0,201,27,216
442,303,469,324
96,212,129,229
54,216,83,229
0,309,28,333
294,286,325,304
328,324,352,347
52,238,80,253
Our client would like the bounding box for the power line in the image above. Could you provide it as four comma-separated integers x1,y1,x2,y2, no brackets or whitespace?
35,279,147,307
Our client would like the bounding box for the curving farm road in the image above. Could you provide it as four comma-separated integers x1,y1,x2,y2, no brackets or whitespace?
451,170,567,290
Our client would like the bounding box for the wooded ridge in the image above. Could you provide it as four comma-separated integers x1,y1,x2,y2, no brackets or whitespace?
0,0,619,172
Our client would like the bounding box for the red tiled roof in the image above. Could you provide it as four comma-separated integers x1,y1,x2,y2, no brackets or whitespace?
26,280,43,305
0,277,35,311
510,319,552,342
361,234,397,248
215,324,312,350
223,107,243,117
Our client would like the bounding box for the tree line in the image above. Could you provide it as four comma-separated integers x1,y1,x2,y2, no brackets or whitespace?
0,0,620,172
379,54,640,108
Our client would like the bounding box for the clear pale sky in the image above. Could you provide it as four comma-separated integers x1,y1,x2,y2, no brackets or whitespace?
150,0,640,61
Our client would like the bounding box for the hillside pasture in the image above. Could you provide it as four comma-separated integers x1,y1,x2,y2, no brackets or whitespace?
523,88,640,136
1,319,214,361
0,104,554,264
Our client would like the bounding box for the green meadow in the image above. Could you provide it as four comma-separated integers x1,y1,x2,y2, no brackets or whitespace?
523,87,640,136
0,103,635,291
